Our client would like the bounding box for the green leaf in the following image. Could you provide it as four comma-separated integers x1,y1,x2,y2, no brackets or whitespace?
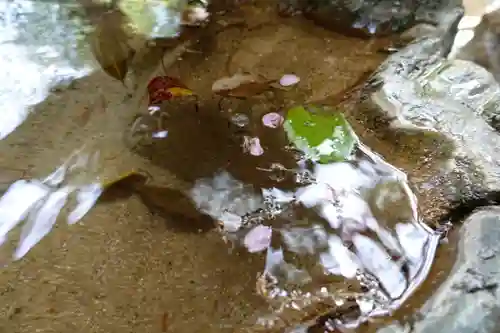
283,105,357,163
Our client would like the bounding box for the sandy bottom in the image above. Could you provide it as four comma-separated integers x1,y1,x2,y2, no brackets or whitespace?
0,2,460,333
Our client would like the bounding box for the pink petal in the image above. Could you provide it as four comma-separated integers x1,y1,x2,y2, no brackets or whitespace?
244,225,272,253
279,74,300,87
262,112,284,128
243,136,264,156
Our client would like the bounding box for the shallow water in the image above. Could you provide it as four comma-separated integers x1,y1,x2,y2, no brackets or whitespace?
0,0,484,332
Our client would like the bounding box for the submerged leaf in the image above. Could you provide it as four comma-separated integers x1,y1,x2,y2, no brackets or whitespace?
89,12,135,82
147,76,194,105
212,73,275,98
284,105,357,163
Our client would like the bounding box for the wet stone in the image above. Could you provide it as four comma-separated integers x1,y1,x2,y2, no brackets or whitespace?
278,0,462,37
356,7,500,208
478,248,496,261
348,8,500,332
452,268,498,294
378,207,500,333
454,8,500,85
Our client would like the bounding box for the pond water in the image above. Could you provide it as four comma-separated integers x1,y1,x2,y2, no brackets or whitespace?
0,0,496,332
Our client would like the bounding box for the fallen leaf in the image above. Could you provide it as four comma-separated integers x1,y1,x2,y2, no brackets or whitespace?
284,105,357,163
89,11,135,82
147,76,194,106
212,73,276,99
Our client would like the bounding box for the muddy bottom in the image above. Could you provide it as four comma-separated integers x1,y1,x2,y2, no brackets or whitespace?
0,2,458,333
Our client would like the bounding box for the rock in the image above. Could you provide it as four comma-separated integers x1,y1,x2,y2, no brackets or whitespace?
454,9,500,84
278,0,463,38
338,10,500,331
378,207,500,333
352,6,500,221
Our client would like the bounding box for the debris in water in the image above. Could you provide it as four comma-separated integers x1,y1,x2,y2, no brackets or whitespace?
244,225,272,253
242,136,264,156
279,74,300,87
231,113,249,127
212,73,275,99
262,112,284,128
284,105,357,163
152,130,169,139
147,76,194,106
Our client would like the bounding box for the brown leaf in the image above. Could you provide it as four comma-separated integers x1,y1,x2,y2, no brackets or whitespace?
212,73,276,99
89,11,135,82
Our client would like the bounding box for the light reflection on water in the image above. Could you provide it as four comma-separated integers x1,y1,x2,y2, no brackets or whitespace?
0,0,92,139
0,147,103,260
190,144,439,330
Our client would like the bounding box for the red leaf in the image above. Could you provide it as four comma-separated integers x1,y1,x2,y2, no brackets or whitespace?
147,76,192,106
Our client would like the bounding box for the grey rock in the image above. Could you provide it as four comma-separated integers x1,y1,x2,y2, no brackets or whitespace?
378,207,500,333
455,9,500,83
451,268,498,293
358,8,500,202
355,9,500,332
278,0,463,37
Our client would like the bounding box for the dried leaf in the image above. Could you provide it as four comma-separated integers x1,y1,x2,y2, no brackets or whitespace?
212,73,276,99
147,76,194,106
89,12,135,82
